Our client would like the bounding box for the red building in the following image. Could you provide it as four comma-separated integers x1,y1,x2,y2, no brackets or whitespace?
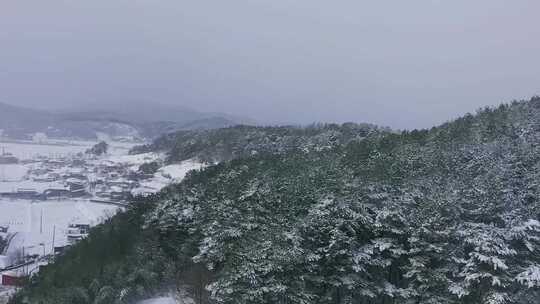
1,272,24,286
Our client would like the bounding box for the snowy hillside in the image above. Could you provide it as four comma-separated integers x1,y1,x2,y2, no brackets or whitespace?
9,98,540,304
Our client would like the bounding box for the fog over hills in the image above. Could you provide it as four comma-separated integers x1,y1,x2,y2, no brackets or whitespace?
57,100,255,125
0,101,253,140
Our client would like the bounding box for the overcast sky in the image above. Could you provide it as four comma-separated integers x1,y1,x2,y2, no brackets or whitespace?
1,1,539,129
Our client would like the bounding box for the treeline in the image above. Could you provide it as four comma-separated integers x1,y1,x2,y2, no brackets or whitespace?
11,97,540,304
130,123,387,163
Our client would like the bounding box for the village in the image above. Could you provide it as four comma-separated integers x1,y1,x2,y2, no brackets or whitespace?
0,139,204,299
0,139,158,200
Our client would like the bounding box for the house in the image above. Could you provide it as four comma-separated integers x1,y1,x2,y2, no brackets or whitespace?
66,179,87,197
33,176,58,183
66,223,91,245
43,188,71,199
54,245,71,255
110,191,131,201
0,189,40,199
1,271,24,286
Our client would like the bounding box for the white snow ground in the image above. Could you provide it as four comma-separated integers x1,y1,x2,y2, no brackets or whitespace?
0,200,120,268
137,292,195,304
0,141,91,160
159,162,204,180
132,160,206,196
105,152,163,165
138,297,177,304
0,165,29,182
0,180,67,194
0,140,136,160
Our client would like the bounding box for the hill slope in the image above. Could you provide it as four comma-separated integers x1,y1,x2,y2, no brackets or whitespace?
131,122,386,163
10,97,540,304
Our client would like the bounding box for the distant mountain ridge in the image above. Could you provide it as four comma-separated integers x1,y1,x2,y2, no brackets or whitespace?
0,101,253,140
55,100,256,125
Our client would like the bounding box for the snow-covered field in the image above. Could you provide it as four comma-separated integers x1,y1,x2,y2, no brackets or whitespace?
0,139,136,160
138,297,178,304
137,292,194,304
0,165,28,182
0,140,91,160
0,200,120,267
105,152,163,165
0,180,66,194
132,160,206,196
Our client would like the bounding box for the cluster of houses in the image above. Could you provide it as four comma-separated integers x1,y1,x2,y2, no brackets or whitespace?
0,153,154,203
65,223,91,246
0,146,165,292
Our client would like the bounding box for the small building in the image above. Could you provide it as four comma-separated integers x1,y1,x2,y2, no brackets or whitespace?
67,180,87,197
1,189,40,199
1,271,24,287
66,173,87,181
43,188,71,199
110,191,130,201
54,245,71,255
66,223,91,245
33,176,58,182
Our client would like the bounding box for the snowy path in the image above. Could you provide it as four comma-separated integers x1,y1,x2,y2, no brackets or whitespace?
138,297,177,304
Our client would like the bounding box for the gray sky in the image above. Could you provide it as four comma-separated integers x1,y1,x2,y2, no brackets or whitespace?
1,0,539,129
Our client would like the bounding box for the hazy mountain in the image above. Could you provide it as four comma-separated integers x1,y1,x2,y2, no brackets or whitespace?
58,101,255,125
0,102,142,140
0,102,55,137
0,101,254,140
59,101,208,124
